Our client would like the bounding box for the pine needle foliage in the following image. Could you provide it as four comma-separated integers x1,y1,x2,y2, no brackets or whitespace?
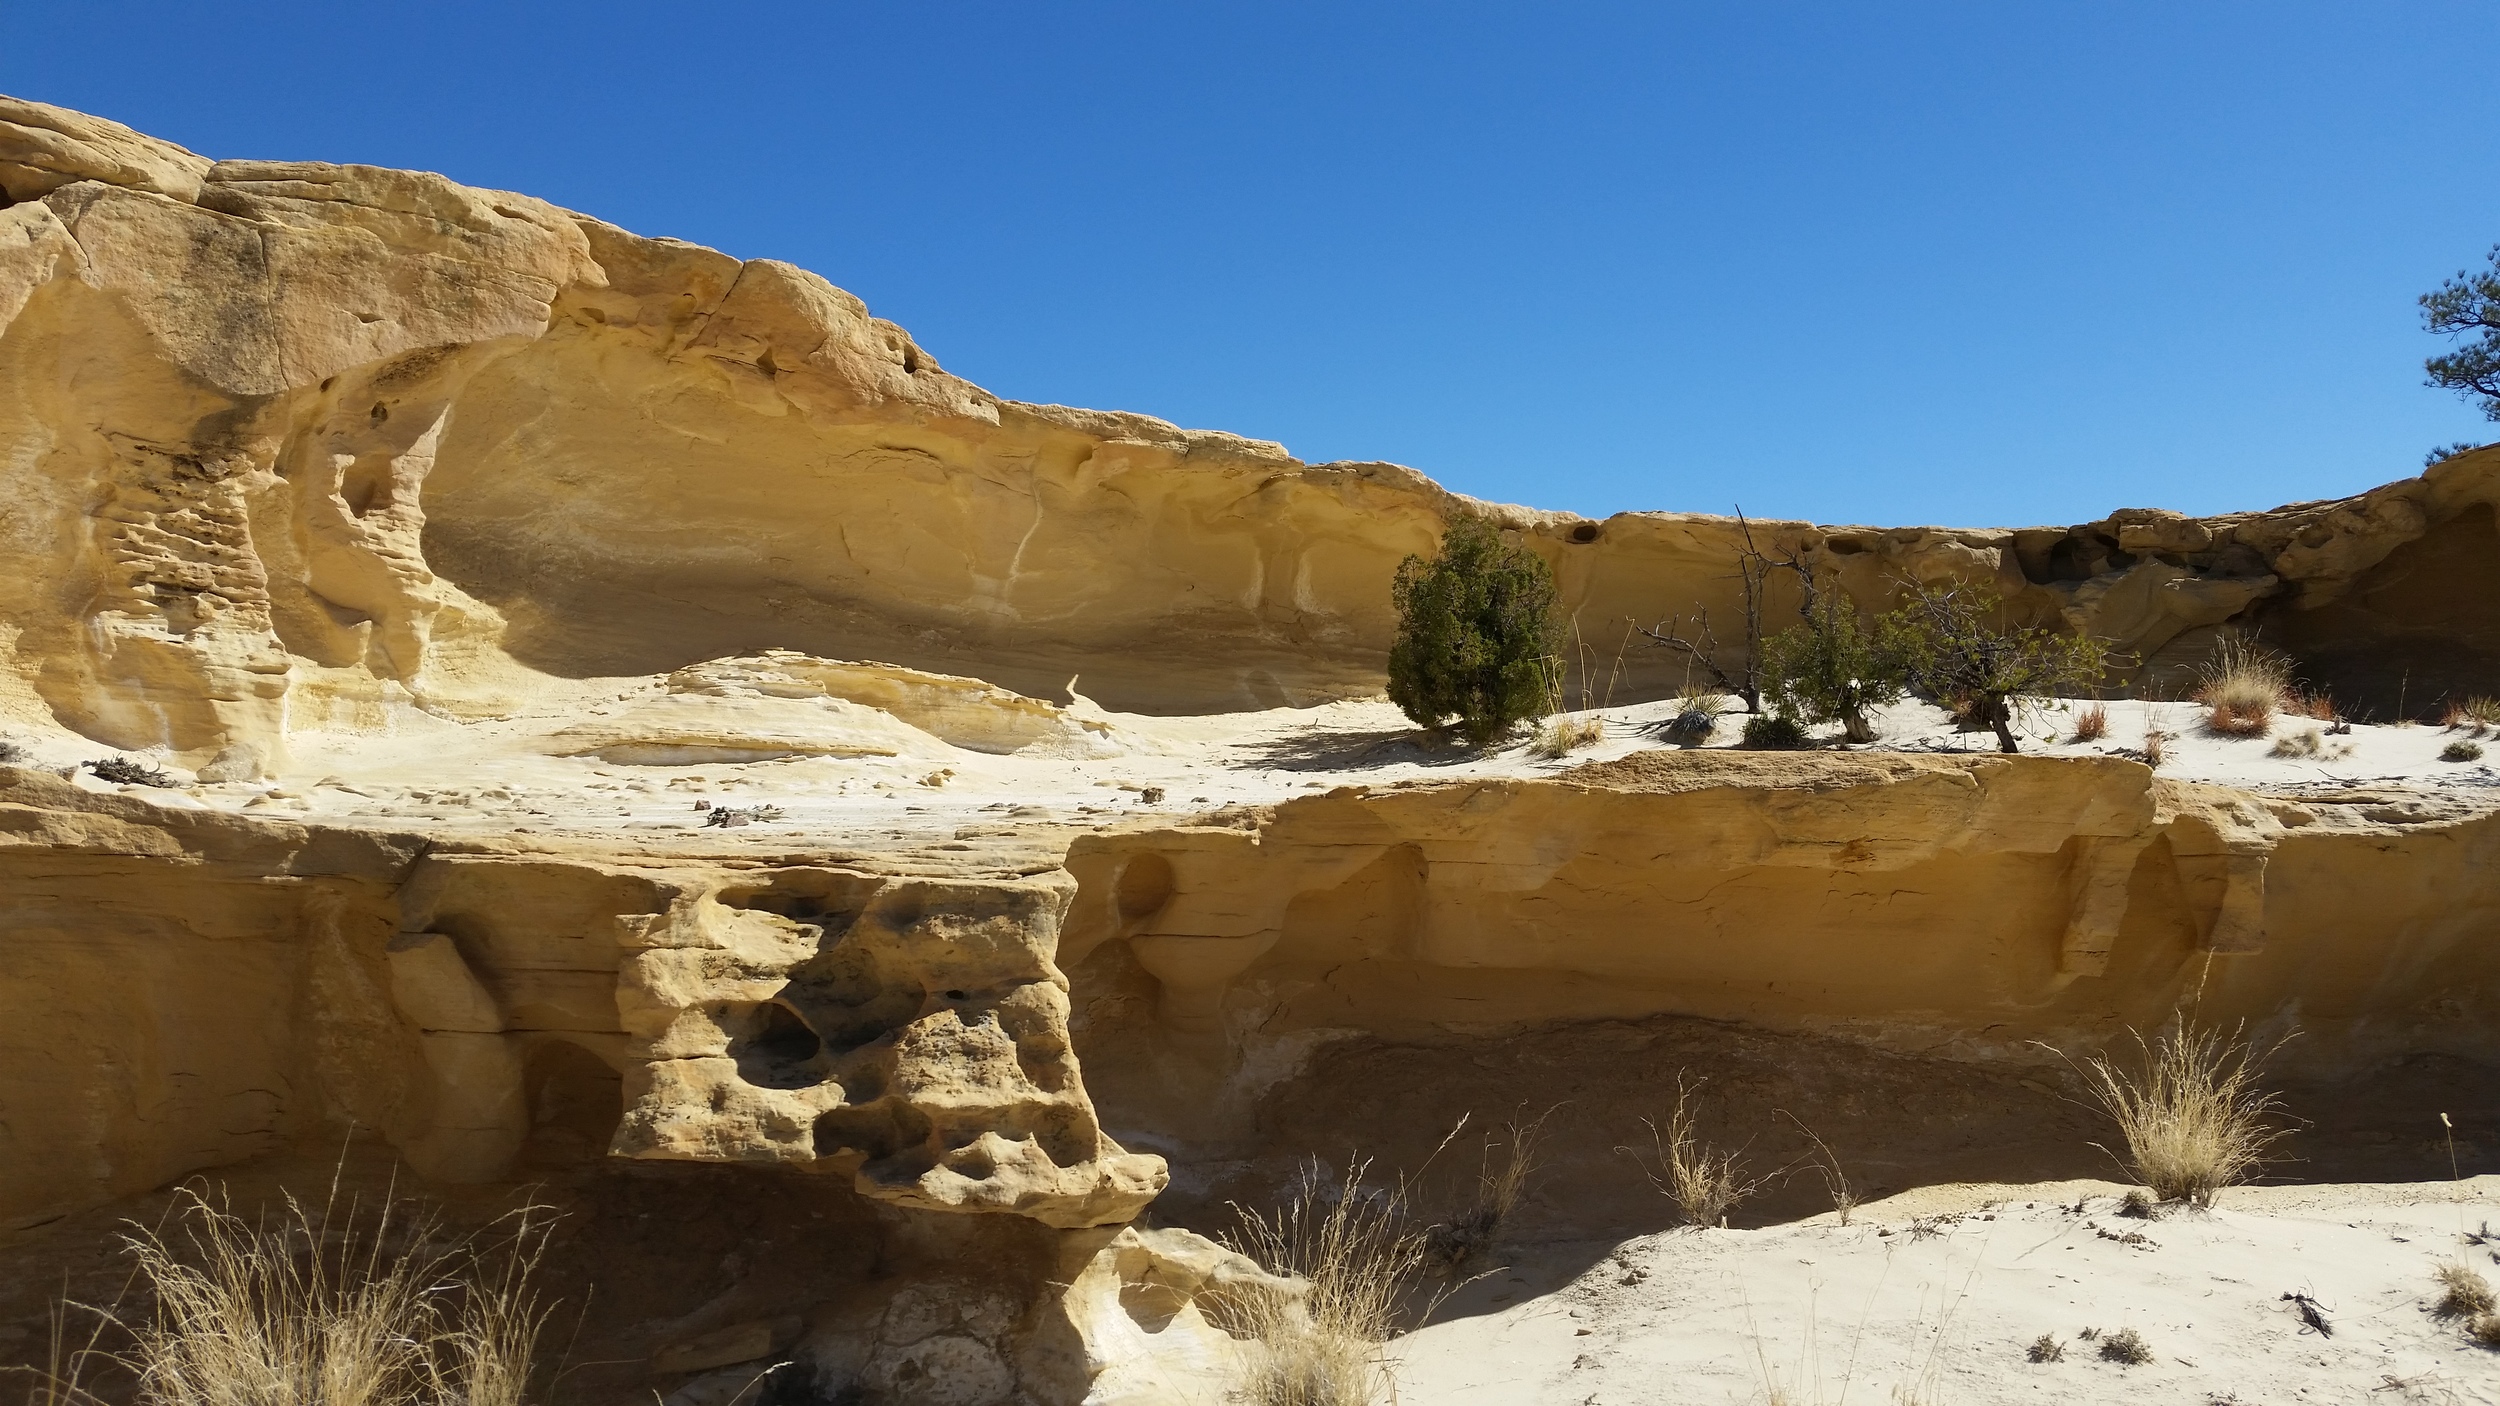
2423,243,2500,421
1389,517,1561,747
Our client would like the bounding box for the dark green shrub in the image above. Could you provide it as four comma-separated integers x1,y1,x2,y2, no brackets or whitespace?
1388,517,1560,746
1761,592,1908,743
1878,584,2108,753
1741,713,1809,750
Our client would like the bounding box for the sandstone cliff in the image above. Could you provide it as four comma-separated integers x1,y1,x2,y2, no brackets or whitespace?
4,94,2498,1406
5,94,2495,776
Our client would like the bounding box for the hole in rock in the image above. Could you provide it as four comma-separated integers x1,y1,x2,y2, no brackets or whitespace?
944,989,969,1001
1114,853,1174,928
814,1100,933,1162
519,1040,622,1167
731,1001,825,1089
1568,522,1600,544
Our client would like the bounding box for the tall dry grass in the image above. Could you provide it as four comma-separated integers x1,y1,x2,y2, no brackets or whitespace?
1424,1108,1553,1273
1224,1159,1432,1406
19,1181,555,1406
1622,1074,1755,1228
2073,1025,2289,1208
2194,639,2296,737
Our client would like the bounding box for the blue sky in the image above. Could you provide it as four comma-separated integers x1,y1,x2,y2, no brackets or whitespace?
10,3,2497,526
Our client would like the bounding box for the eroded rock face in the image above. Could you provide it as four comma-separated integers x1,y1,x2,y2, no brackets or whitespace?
614,866,1167,1227
3,93,2493,767
1062,752,2500,1148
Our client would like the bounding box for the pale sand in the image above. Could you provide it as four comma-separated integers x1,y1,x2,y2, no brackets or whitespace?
1395,1176,2500,1405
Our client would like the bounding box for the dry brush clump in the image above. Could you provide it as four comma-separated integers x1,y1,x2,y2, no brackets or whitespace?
1423,1109,1554,1274
2443,695,2500,734
1224,1159,1433,1406
2096,1327,2154,1365
2071,1025,2289,1209
1528,712,1605,759
23,1182,556,1406
2434,1261,2497,1319
1622,1075,1755,1228
2070,702,2108,742
2195,638,2296,737
2447,740,2488,763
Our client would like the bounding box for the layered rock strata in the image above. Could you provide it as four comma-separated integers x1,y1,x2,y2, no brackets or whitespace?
5,95,2496,772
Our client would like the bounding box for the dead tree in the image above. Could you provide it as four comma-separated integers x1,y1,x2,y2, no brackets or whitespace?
1634,509,1814,713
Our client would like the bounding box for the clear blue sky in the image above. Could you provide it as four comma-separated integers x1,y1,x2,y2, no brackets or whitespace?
10,3,2497,526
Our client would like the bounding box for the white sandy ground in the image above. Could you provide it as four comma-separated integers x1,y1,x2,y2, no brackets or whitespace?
4,683,2495,851
1392,1177,2500,1406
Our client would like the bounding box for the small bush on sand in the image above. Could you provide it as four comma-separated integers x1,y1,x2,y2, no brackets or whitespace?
1226,1159,1430,1406
2071,703,2108,742
1879,583,2108,754
1662,687,1730,745
86,756,176,787
2436,1262,2498,1319
1389,517,1562,747
2025,1333,2065,1363
0,738,29,765
2445,741,2487,763
2194,638,2295,737
1741,714,1809,751
1622,1075,1755,1228
2097,1327,2154,1365
2073,1025,2288,1209
2141,726,2169,769
1760,592,1908,744
30,1183,553,1406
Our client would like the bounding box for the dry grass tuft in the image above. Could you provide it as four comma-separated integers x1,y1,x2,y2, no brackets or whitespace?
2097,1327,2154,1365
2473,1313,2500,1349
2195,638,2295,737
2435,1261,2498,1319
2445,741,2487,763
1776,1111,1859,1225
2443,696,2500,733
2073,1025,2289,1209
2025,1333,2064,1363
1623,1074,1755,1228
2141,725,2169,769
2269,727,2351,760
25,1182,553,1406
1225,1159,1430,1406
1424,1109,1553,1274
1528,712,1605,759
2070,703,2108,742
